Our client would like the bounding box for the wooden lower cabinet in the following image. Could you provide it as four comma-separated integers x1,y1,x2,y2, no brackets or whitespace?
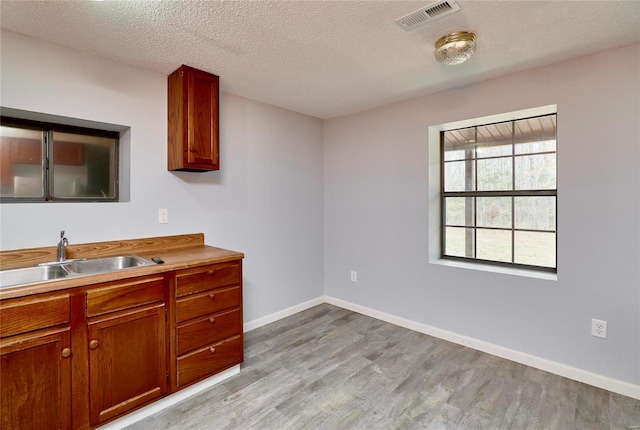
0,258,243,429
88,303,167,426
172,261,243,390
0,328,72,430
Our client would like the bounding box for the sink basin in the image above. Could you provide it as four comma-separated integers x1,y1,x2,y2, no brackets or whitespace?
63,255,154,274
0,265,70,289
0,255,155,289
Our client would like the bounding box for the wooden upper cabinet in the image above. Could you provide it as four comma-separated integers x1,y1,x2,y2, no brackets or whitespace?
168,65,220,172
53,141,85,166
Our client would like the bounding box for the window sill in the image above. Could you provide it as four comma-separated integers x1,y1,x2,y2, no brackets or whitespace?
430,258,557,281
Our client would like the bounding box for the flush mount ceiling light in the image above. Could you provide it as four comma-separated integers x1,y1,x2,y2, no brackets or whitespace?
434,31,476,65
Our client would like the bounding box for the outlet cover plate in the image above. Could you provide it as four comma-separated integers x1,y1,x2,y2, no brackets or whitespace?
591,318,607,339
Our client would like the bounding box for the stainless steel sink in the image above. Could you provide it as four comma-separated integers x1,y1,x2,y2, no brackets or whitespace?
62,255,154,274
0,255,155,289
0,265,71,289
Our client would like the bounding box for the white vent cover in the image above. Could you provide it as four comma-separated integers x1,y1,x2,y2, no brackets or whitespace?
395,0,462,32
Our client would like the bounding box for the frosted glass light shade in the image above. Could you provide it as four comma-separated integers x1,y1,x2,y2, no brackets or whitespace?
434,31,476,65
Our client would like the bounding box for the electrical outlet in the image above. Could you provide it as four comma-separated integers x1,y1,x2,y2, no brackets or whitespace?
158,208,168,224
350,271,357,282
591,319,607,339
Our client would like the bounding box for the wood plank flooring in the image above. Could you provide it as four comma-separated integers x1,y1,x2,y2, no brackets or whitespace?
126,304,640,429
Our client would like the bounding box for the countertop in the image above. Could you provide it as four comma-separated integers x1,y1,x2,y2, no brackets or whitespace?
0,234,244,300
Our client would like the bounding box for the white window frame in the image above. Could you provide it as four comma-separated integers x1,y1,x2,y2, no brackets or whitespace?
428,105,558,280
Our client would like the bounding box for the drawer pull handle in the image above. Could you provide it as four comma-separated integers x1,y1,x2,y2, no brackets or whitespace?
208,293,216,301
209,316,216,324
209,347,216,354
207,269,216,276
89,340,99,350
61,348,72,358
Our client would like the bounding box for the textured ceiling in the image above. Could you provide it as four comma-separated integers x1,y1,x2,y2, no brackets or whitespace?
1,1,639,119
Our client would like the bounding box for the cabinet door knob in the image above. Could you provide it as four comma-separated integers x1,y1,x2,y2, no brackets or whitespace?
208,293,216,301
209,316,216,324
207,269,216,276
209,347,216,354
89,340,99,350
61,348,72,358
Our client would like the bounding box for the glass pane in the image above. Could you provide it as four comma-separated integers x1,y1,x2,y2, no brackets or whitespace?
514,115,556,155
444,197,474,227
476,122,512,158
477,228,511,263
444,227,475,258
444,160,475,192
515,154,556,190
444,128,475,161
0,125,44,198
477,197,512,229
515,197,556,231
477,157,512,191
515,231,556,268
52,131,117,199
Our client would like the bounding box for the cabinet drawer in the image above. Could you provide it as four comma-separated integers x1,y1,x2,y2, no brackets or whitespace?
177,308,241,355
0,294,70,338
176,262,240,297
176,285,241,323
176,336,242,388
87,276,165,317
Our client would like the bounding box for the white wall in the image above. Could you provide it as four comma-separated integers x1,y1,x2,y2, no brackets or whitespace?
324,44,640,386
0,30,325,322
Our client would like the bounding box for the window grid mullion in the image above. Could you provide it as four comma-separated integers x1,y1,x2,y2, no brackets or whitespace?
511,120,515,264
474,126,478,259
44,129,51,201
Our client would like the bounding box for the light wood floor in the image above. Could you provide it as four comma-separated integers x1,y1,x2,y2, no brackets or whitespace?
126,304,640,429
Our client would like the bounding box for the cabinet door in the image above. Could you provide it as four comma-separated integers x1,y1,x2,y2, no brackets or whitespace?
88,304,167,426
186,67,219,168
53,141,85,166
0,328,72,430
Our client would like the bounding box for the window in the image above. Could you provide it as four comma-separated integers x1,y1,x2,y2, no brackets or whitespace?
0,117,119,202
441,113,557,272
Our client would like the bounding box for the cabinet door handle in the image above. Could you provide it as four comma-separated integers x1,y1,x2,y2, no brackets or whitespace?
61,348,72,358
207,269,216,276
209,347,216,354
209,316,216,324
208,293,216,301
89,340,99,350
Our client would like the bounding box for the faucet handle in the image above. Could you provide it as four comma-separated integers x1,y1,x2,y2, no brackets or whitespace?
60,230,65,239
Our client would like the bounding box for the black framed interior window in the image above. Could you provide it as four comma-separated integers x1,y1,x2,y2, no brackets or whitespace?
441,113,557,272
0,117,119,202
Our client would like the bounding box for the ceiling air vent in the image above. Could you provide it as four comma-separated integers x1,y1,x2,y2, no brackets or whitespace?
395,0,462,32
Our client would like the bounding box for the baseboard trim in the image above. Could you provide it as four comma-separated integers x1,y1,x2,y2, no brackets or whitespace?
99,365,241,429
243,296,325,332
325,296,640,400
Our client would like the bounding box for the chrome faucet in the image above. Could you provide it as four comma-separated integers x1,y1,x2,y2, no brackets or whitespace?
57,230,68,262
